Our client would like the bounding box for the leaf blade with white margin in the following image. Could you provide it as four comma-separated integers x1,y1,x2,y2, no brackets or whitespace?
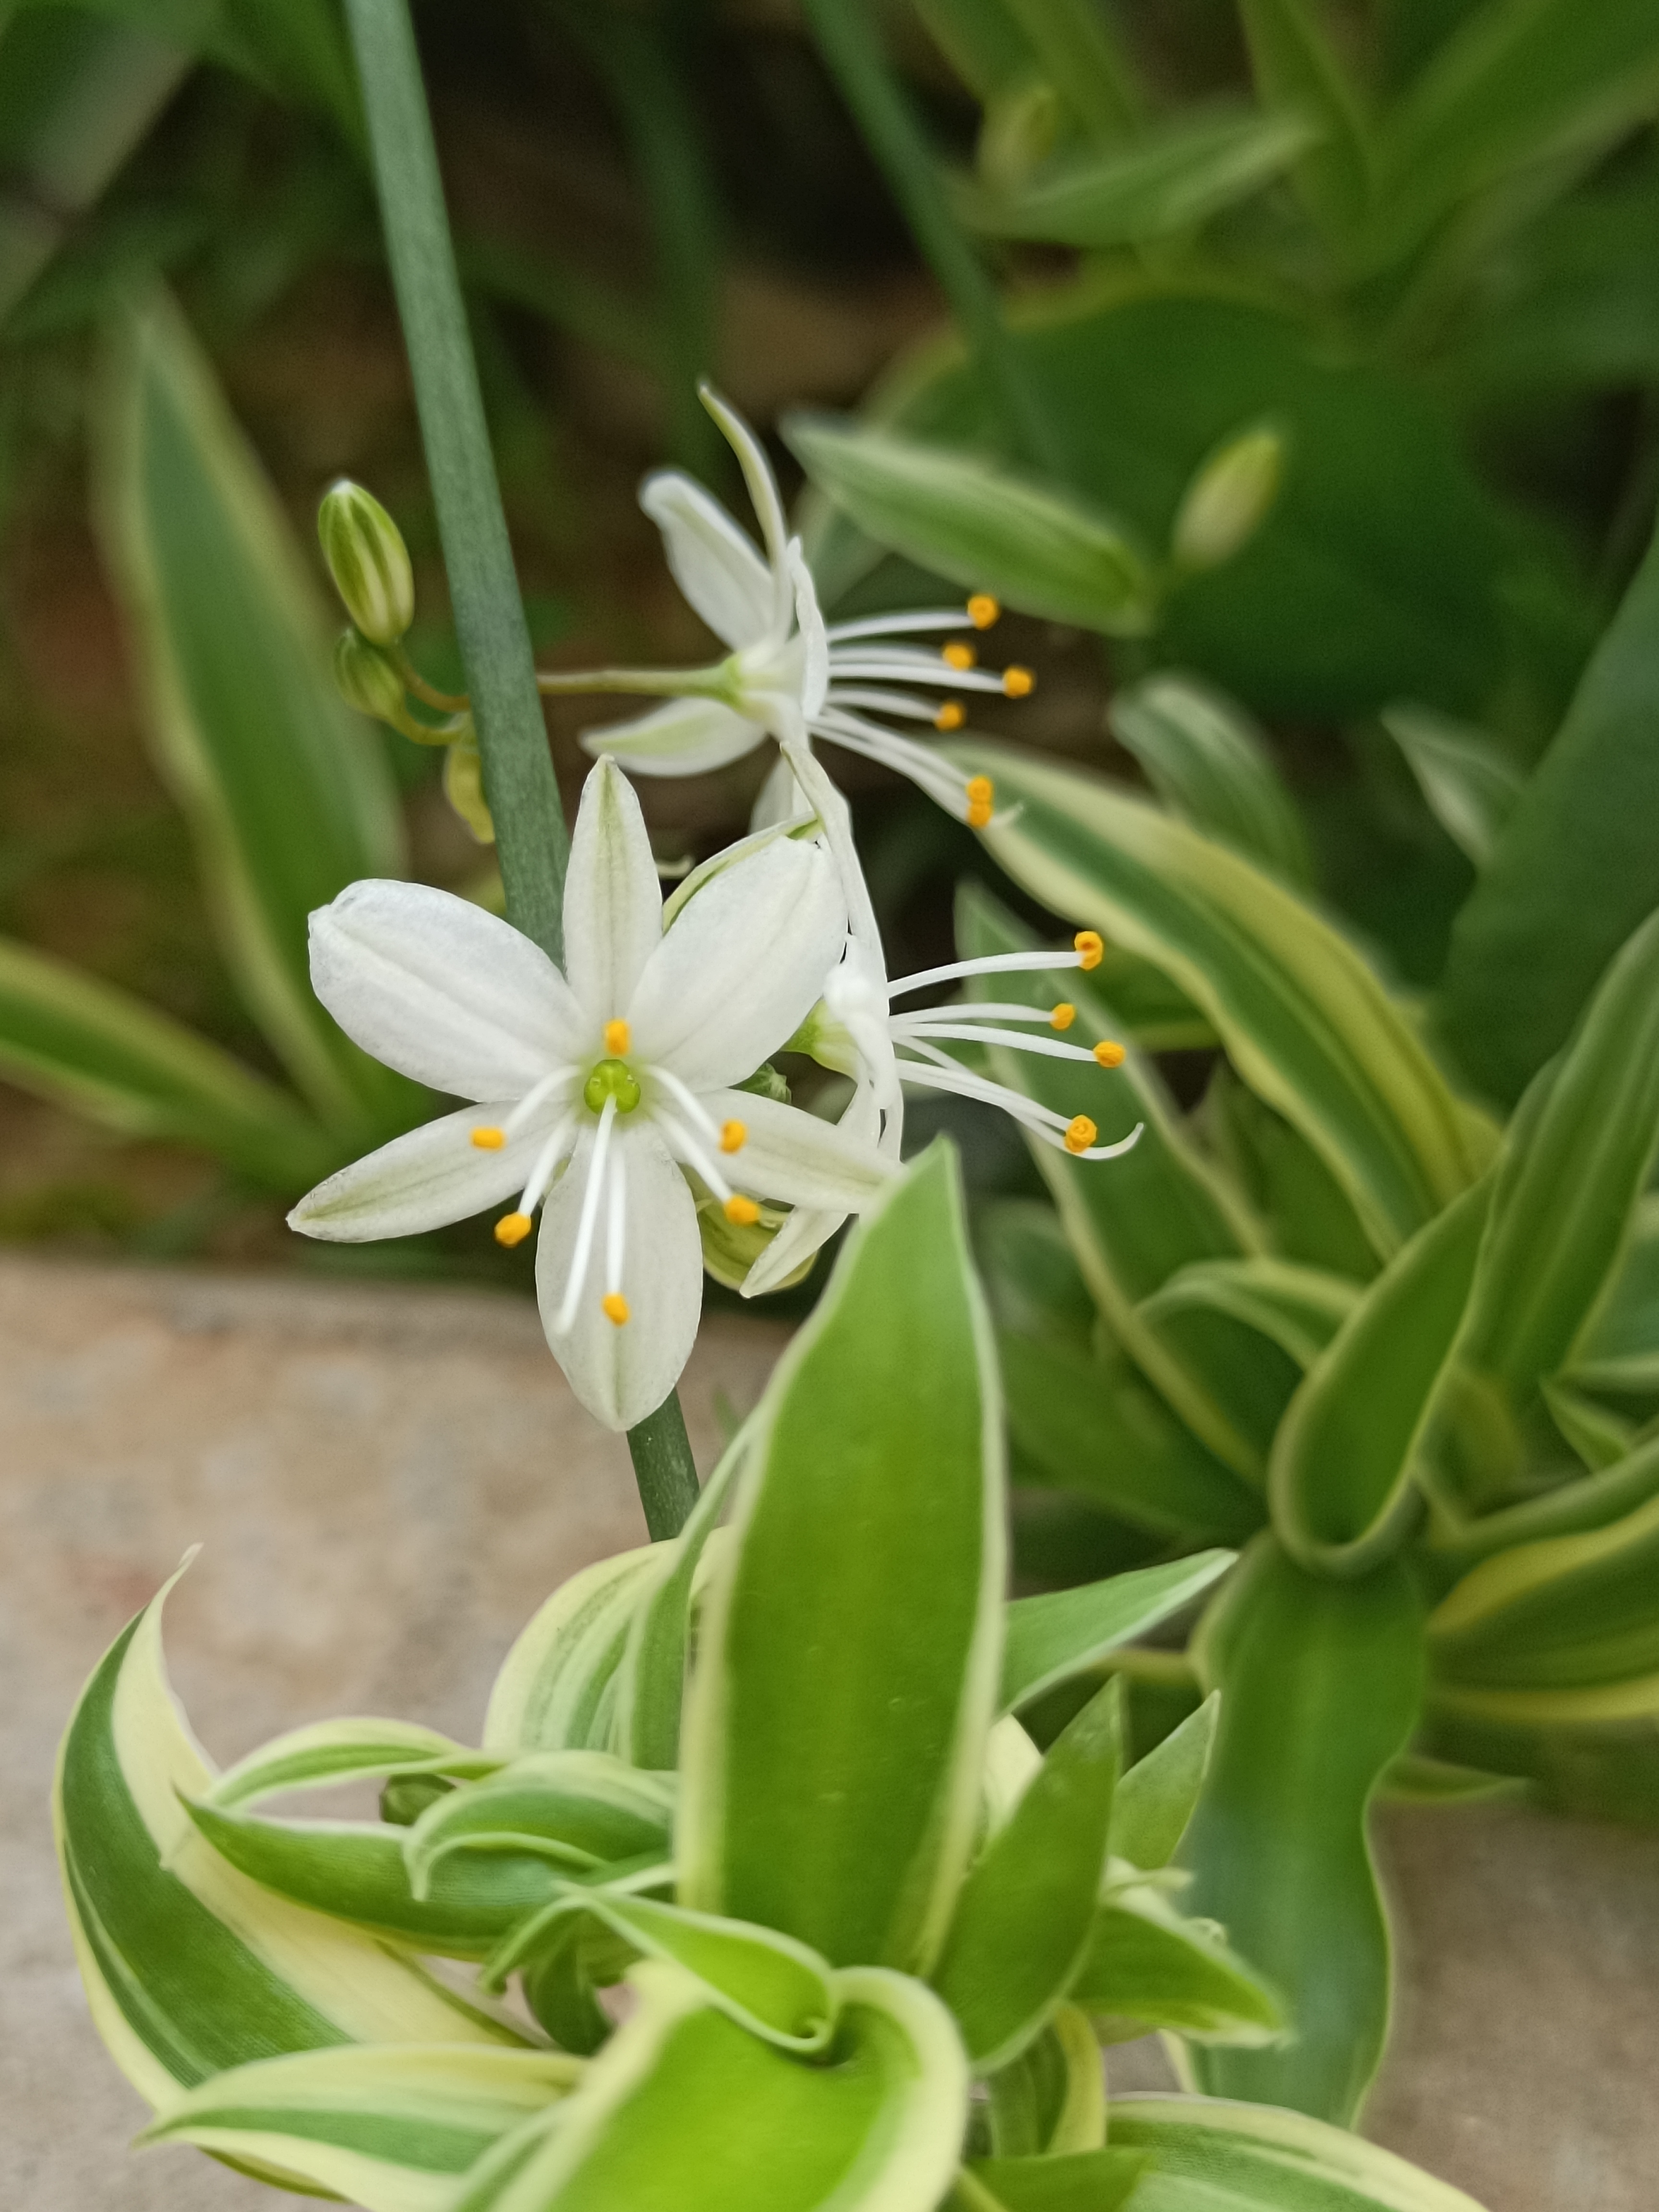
453,1960,968,2212
1000,1552,1234,1712
1107,2094,1489,2210
485,1546,662,1754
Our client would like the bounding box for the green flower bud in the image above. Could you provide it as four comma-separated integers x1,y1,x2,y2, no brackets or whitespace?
1171,422,1286,573
318,479,414,645
333,628,407,722
443,737,495,845
687,1174,814,1293
977,76,1062,196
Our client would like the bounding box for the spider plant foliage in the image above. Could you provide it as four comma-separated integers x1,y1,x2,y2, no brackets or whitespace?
56,1147,1479,2212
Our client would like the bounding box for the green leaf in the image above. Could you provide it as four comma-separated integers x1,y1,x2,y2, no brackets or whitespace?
454,1961,968,2212
143,2044,581,2212
1377,1752,1527,1805
406,1753,675,1893
1180,1539,1425,2124
680,1146,1004,1974
963,2149,1148,2212
55,1567,522,2118
1440,518,1659,1105
984,2003,1108,2158
1109,674,1313,888
1572,1193,1659,1391
95,290,413,1129
1380,705,1521,870
205,1718,496,1810
1454,910,1659,1407
484,1546,662,1755
1001,1552,1235,1711
978,1199,1098,1350
998,1331,1262,1543
995,0,1140,142
1269,1179,1493,1572
1110,1691,1218,1868
1141,1258,1359,1372
1236,0,1373,237
959,107,1318,249
933,1679,1122,2068
1108,2093,1489,2209
0,934,330,1187
1070,1884,1284,2044
1204,1071,1381,1282
960,744,1478,1256
786,414,1154,634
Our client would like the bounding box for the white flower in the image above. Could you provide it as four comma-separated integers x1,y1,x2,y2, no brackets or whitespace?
542,389,1032,830
289,759,891,1431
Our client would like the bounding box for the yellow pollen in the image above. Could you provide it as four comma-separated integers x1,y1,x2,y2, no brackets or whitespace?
1050,1002,1076,1031
1064,1116,1097,1155
724,1194,760,1227
494,1211,533,1247
601,1293,630,1326
967,594,1000,629
966,775,994,806
1094,1040,1126,1068
967,801,993,829
943,641,976,671
720,1120,748,1154
603,1018,631,1056
1074,930,1104,971
934,701,965,732
471,1126,506,1150
1003,665,1034,697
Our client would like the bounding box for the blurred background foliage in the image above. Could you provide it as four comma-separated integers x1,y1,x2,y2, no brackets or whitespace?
1,0,1657,1272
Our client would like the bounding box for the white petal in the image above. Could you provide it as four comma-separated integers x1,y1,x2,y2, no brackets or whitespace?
788,541,829,717
288,1104,549,1241
702,389,791,591
702,1085,892,1212
535,1120,703,1432
309,880,583,1100
735,1082,885,1298
628,837,845,1091
639,469,775,649
563,758,664,1024
749,754,808,832
581,697,765,777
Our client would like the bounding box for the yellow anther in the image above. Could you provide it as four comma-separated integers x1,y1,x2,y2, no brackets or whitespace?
967,594,1000,629
724,1194,760,1227
1050,1002,1076,1031
602,1292,631,1326
1002,665,1034,698
1064,1116,1097,1155
1074,930,1104,971
943,641,976,671
471,1126,506,1150
965,772,994,829
494,1211,533,1248
1094,1039,1126,1068
934,701,965,732
967,800,993,829
603,1018,631,1056
720,1120,748,1154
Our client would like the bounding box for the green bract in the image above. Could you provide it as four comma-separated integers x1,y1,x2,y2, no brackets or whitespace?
57,1147,1485,2212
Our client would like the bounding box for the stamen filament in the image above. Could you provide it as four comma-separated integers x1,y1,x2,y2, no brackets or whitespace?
554,1098,617,1335
503,1070,573,1138
519,1116,576,1215
891,1020,1107,1063
605,1143,627,1309
657,1112,734,1204
889,950,1086,998
824,609,978,644
650,1065,728,1148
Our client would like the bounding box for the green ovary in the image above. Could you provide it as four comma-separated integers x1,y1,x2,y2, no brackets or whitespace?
583,1058,642,1114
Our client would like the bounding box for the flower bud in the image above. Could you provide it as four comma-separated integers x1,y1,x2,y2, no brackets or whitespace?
1171,422,1286,573
317,479,414,644
977,77,1062,196
333,628,407,723
691,1179,814,1293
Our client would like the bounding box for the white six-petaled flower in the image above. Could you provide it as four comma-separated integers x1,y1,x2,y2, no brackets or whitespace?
289,759,891,1431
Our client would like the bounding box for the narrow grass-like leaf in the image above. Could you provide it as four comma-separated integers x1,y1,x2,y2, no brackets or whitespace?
1109,674,1312,888
1381,705,1520,870
963,2148,1147,2212
484,1548,661,1754
1141,1259,1359,1372
1071,1886,1283,2045
979,2004,1105,2157
1572,1193,1659,1391
679,1146,1004,1974
1181,1539,1424,2124
1108,2093,1488,2210
206,1718,495,1810
1110,1692,1218,1869
1427,1425,1659,1568
406,1753,674,1893
959,743,1478,1256
1269,1179,1492,1573
1000,1552,1234,1712
932,1679,1121,2069
1237,0,1372,236
96,291,411,1128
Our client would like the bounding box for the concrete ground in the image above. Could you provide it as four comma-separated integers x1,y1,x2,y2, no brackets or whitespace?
4,1257,1657,2211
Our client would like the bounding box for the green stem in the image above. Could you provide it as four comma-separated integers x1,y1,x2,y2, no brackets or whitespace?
801,0,1062,474
344,0,569,963
627,1393,703,1540
345,0,701,1539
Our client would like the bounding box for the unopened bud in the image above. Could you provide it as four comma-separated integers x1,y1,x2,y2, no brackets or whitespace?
333,628,407,722
318,479,414,644
443,737,495,845
692,1178,811,1293
977,77,1062,196
1171,423,1285,573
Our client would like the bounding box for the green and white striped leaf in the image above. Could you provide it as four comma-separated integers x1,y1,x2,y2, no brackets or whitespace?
485,1546,662,1755
959,743,1478,1258
1070,1884,1284,2045
1142,1258,1359,1374
0,936,331,1188
1111,1692,1219,1869
1181,1539,1424,2125
1380,705,1520,870
96,290,412,1129
205,1717,496,1810
1107,2093,1489,2210
1109,674,1312,887
680,1146,1004,1974
55,1567,523,2120
1572,1193,1659,1390
142,2044,581,2212
1429,1427,1659,1571
979,2002,1108,2160
1000,1552,1235,1712
454,1960,968,2212
933,1679,1122,2069
406,1753,675,1892
1269,1179,1493,1574
961,2147,1147,2212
